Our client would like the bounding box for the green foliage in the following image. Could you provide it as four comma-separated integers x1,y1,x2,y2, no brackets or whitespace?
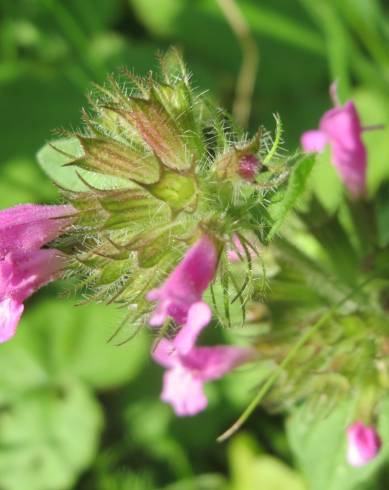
0,381,101,490
0,298,148,489
0,157,56,207
228,433,306,490
37,138,131,191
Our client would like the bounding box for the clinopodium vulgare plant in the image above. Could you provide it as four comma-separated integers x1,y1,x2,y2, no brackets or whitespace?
3,50,389,464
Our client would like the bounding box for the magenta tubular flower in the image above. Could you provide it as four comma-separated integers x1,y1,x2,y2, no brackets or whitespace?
0,204,74,255
147,234,218,326
0,204,74,342
152,302,255,416
301,95,367,198
346,421,381,467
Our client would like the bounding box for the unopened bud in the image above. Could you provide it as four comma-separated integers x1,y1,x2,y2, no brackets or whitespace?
237,154,262,181
346,421,381,467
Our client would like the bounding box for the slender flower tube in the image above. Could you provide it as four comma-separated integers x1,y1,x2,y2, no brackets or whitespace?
346,421,381,467
152,302,255,416
0,204,74,342
301,87,367,198
147,234,218,327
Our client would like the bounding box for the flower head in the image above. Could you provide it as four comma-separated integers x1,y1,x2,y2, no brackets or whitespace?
301,87,367,198
346,421,381,467
152,302,254,416
147,235,218,326
0,204,74,342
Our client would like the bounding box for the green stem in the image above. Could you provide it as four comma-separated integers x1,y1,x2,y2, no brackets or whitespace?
215,0,259,128
217,275,375,442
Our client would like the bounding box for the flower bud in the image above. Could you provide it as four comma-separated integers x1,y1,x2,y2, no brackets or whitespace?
214,132,261,182
237,154,262,181
346,421,381,467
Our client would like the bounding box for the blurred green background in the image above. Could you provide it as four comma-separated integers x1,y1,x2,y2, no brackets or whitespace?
1,1,389,489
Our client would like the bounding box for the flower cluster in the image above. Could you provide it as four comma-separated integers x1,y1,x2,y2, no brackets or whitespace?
51,50,293,344
0,51,387,468
149,234,255,415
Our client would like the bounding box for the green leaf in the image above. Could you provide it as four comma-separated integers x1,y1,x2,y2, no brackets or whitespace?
267,154,315,241
129,0,183,36
37,138,132,191
0,157,57,208
27,299,149,390
0,381,102,490
229,433,305,490
287,399,389,490
125,399,193,479
0,299,149,393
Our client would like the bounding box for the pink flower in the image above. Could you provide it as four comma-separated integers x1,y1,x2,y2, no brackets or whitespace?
152,302,255,416
147,235,218,326
346,421,381,467
0,204,74,256
301,89,367,198
0,204,74,342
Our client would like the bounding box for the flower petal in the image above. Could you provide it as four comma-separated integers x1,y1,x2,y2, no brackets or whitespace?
173,301,212,354
0,204,74,257
301,130,328,153
1,250,65,304
147,235,217,325
320,102,367,197
161,365,208,416
0,297,24,343
184,346,256,381
347,421,381,467
152,338,177,368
